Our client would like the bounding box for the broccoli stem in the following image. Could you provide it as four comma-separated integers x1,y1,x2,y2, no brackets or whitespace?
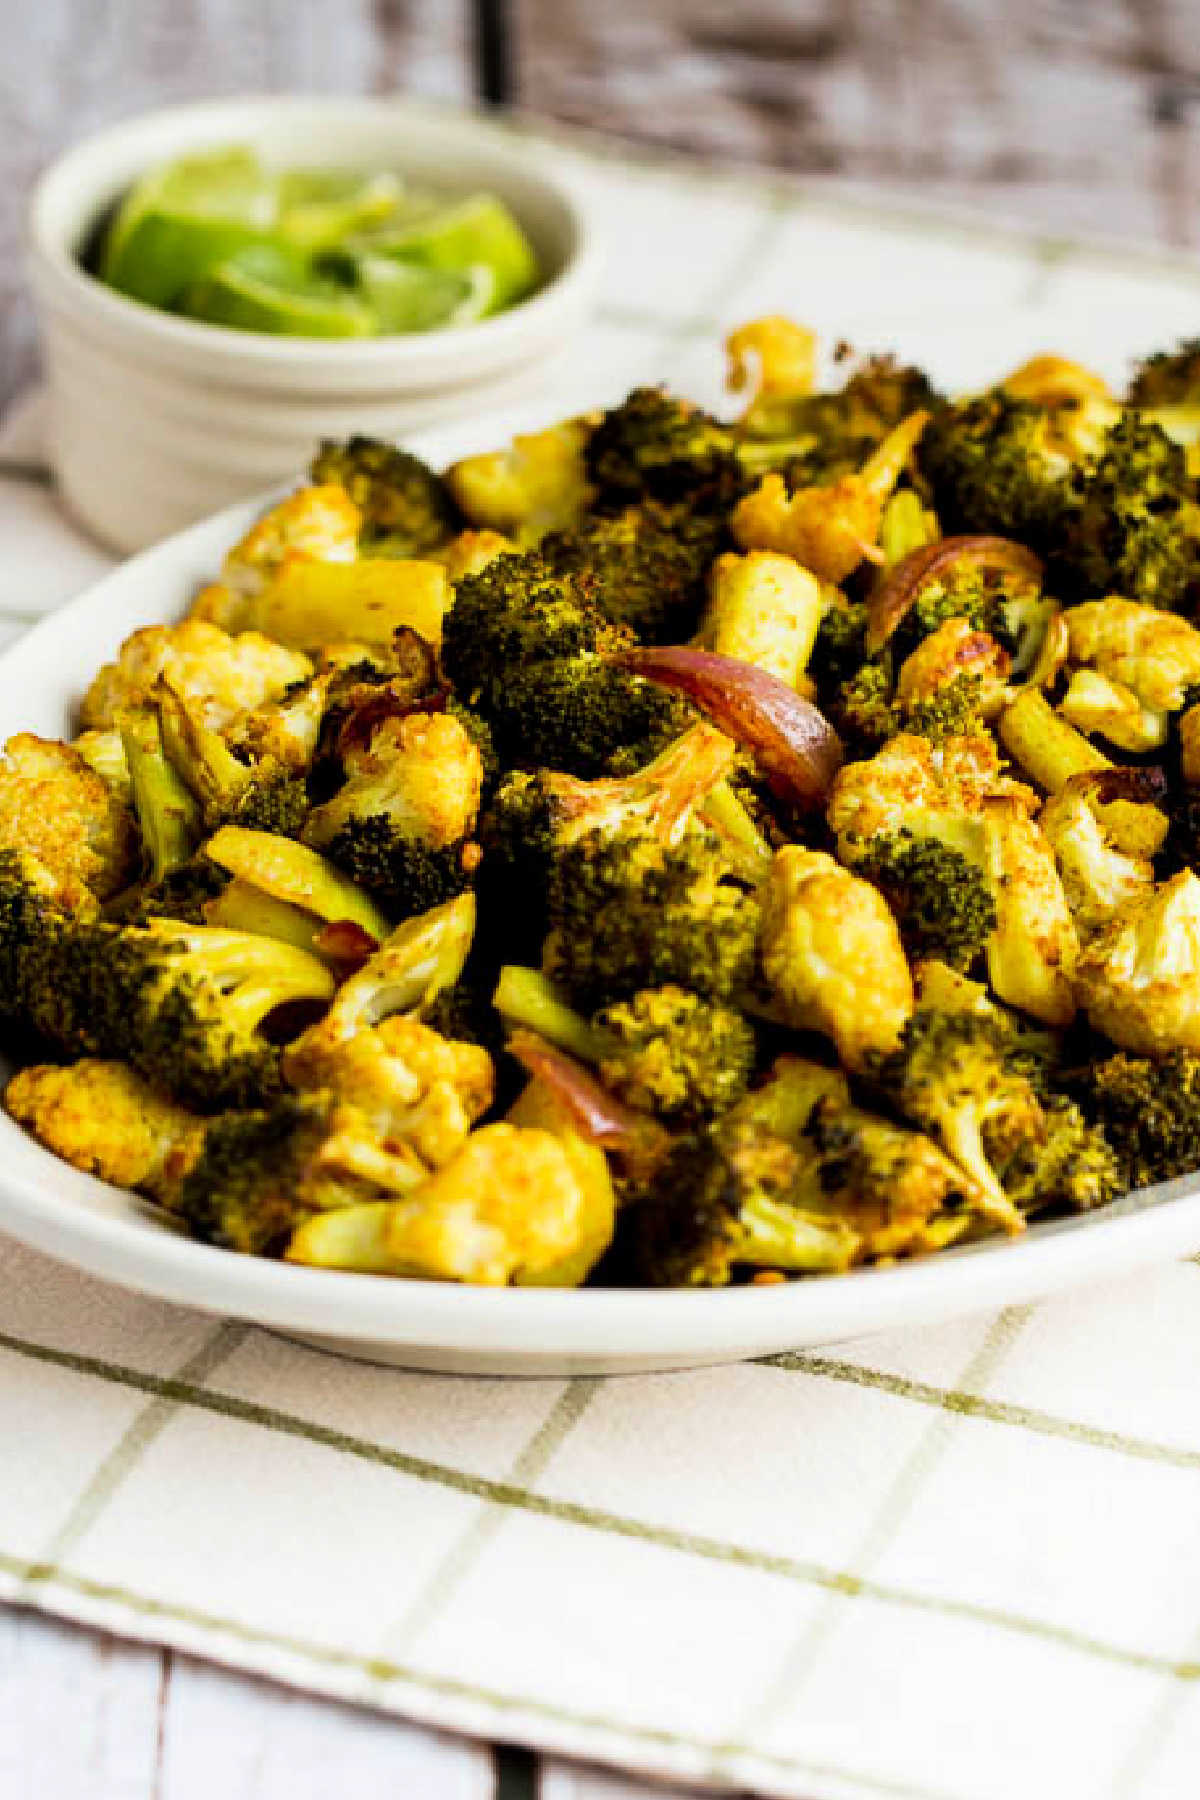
698,781,775,883
878,489,936,567
493,965,605,1064
120,707,200,885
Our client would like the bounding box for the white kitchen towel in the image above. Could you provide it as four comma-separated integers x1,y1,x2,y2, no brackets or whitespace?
5,113,1200,1800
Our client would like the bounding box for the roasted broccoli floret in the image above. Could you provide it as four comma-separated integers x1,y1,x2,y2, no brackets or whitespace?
310,436,460,555
585,387,742,511
626,1056,976,1286
919,392,1074,544
737,353,942,484
866,1009,1043,1229
476,721,737,957
1128,340,1200,409
1052,412,1200,609
547,828,760,1012
1072,1050,1200,1191
852,831,996,969
999,1095,1120,1213
440,545,685,774
539,502,726,643
0,873,333,1111
154,681,309,837
495,965,755,1123
177,1092,424,1256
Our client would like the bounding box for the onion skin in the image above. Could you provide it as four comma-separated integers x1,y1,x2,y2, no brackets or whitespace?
507,1031,670,1159
866,537,1044,654
613,645,843,811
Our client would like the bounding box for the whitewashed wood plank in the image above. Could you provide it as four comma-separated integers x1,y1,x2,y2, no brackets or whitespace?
157,1652,495,1800
0,1607,163,1800
540,1760,705,1800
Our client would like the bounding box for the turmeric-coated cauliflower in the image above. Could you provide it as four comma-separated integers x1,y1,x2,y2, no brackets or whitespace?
1075,871,1200,1053
446,419,594,542
758,846,914,1068
4,1060,204,1202
1064,598,1200,714
286,1122,613,1286
827,730,1035,857
1058,667,1168,753
726,316,818,434
895,618,1011,719
80,620,312,733
978,799,1079,1026
731,411,928,583
306,710,484,853
0,733,137,910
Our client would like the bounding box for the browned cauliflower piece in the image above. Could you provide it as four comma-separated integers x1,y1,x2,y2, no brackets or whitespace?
446,420,594,542
1064,598,1200,714
827,730,1035,857
1040,780,1154,937
80,620,312,733
726,316,817,433
699,551,824,689
978,799,1079,1026
758,845,914,1068
0,733,137,910
305,710,484,854
1058,668,1168,753
286,1122,613,1286
5,1061,204,1202
730,411,928,583
191,486,362,630
430,529,515,581
1075,870,1200,1053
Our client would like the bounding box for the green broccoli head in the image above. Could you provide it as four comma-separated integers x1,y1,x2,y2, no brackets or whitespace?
1128,341,1200,408
320,815,470,915
866,1009,1040,1227
853,831,996,969
491,656,690,778
1052,412,1200,609
310,436,460,555
999,1095,1120,1213
624,1125,835,1287
442,548,627,708
1072,1050,1200,1191
808,602,872,700
546,828,760,1012
11,916,332,1112
892,564,1022,663
585,387,742,510
128,856,231,927
591,985,757,1123
746,358,944,485
177,1090,421,1256
919,392,1074,543
540,502,726,643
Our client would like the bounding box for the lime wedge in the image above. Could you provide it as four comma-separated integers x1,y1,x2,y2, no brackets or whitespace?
100,147,279,307
277,169,406,249
361,194,539,311
357,255,496,333
178,245,377,338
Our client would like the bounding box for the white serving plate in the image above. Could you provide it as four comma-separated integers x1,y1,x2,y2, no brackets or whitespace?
4,432,1200,1375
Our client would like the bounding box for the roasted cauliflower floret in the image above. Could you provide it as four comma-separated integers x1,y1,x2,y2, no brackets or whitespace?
1064,598,1200,714
827,730,1035,856
979,798,1078,1025
731,411,928,583
1075,870,1200,1053
1040,781,1154,936
288,1122,613,1286
430,528,515,582
445,419,594,542
80,620,312,733
698,551,824,689
726,315,817,434
759,846,914,1068
1058,668,1168,753
285,1012,493,1170
0,733,137,910
4,1060,204,1202
895,618,1011,720
1000,353,1112,409
1180,702,1200,787
336,711,484,848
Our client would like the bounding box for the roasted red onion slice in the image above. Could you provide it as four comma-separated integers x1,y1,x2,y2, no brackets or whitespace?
507,1031,670,1159
866,536,1044,653
613,645,843,810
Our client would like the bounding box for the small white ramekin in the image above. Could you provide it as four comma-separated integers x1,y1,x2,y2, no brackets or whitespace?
27,96,599,554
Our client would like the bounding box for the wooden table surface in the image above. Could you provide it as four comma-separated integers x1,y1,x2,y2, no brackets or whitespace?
4,3,1199,1792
